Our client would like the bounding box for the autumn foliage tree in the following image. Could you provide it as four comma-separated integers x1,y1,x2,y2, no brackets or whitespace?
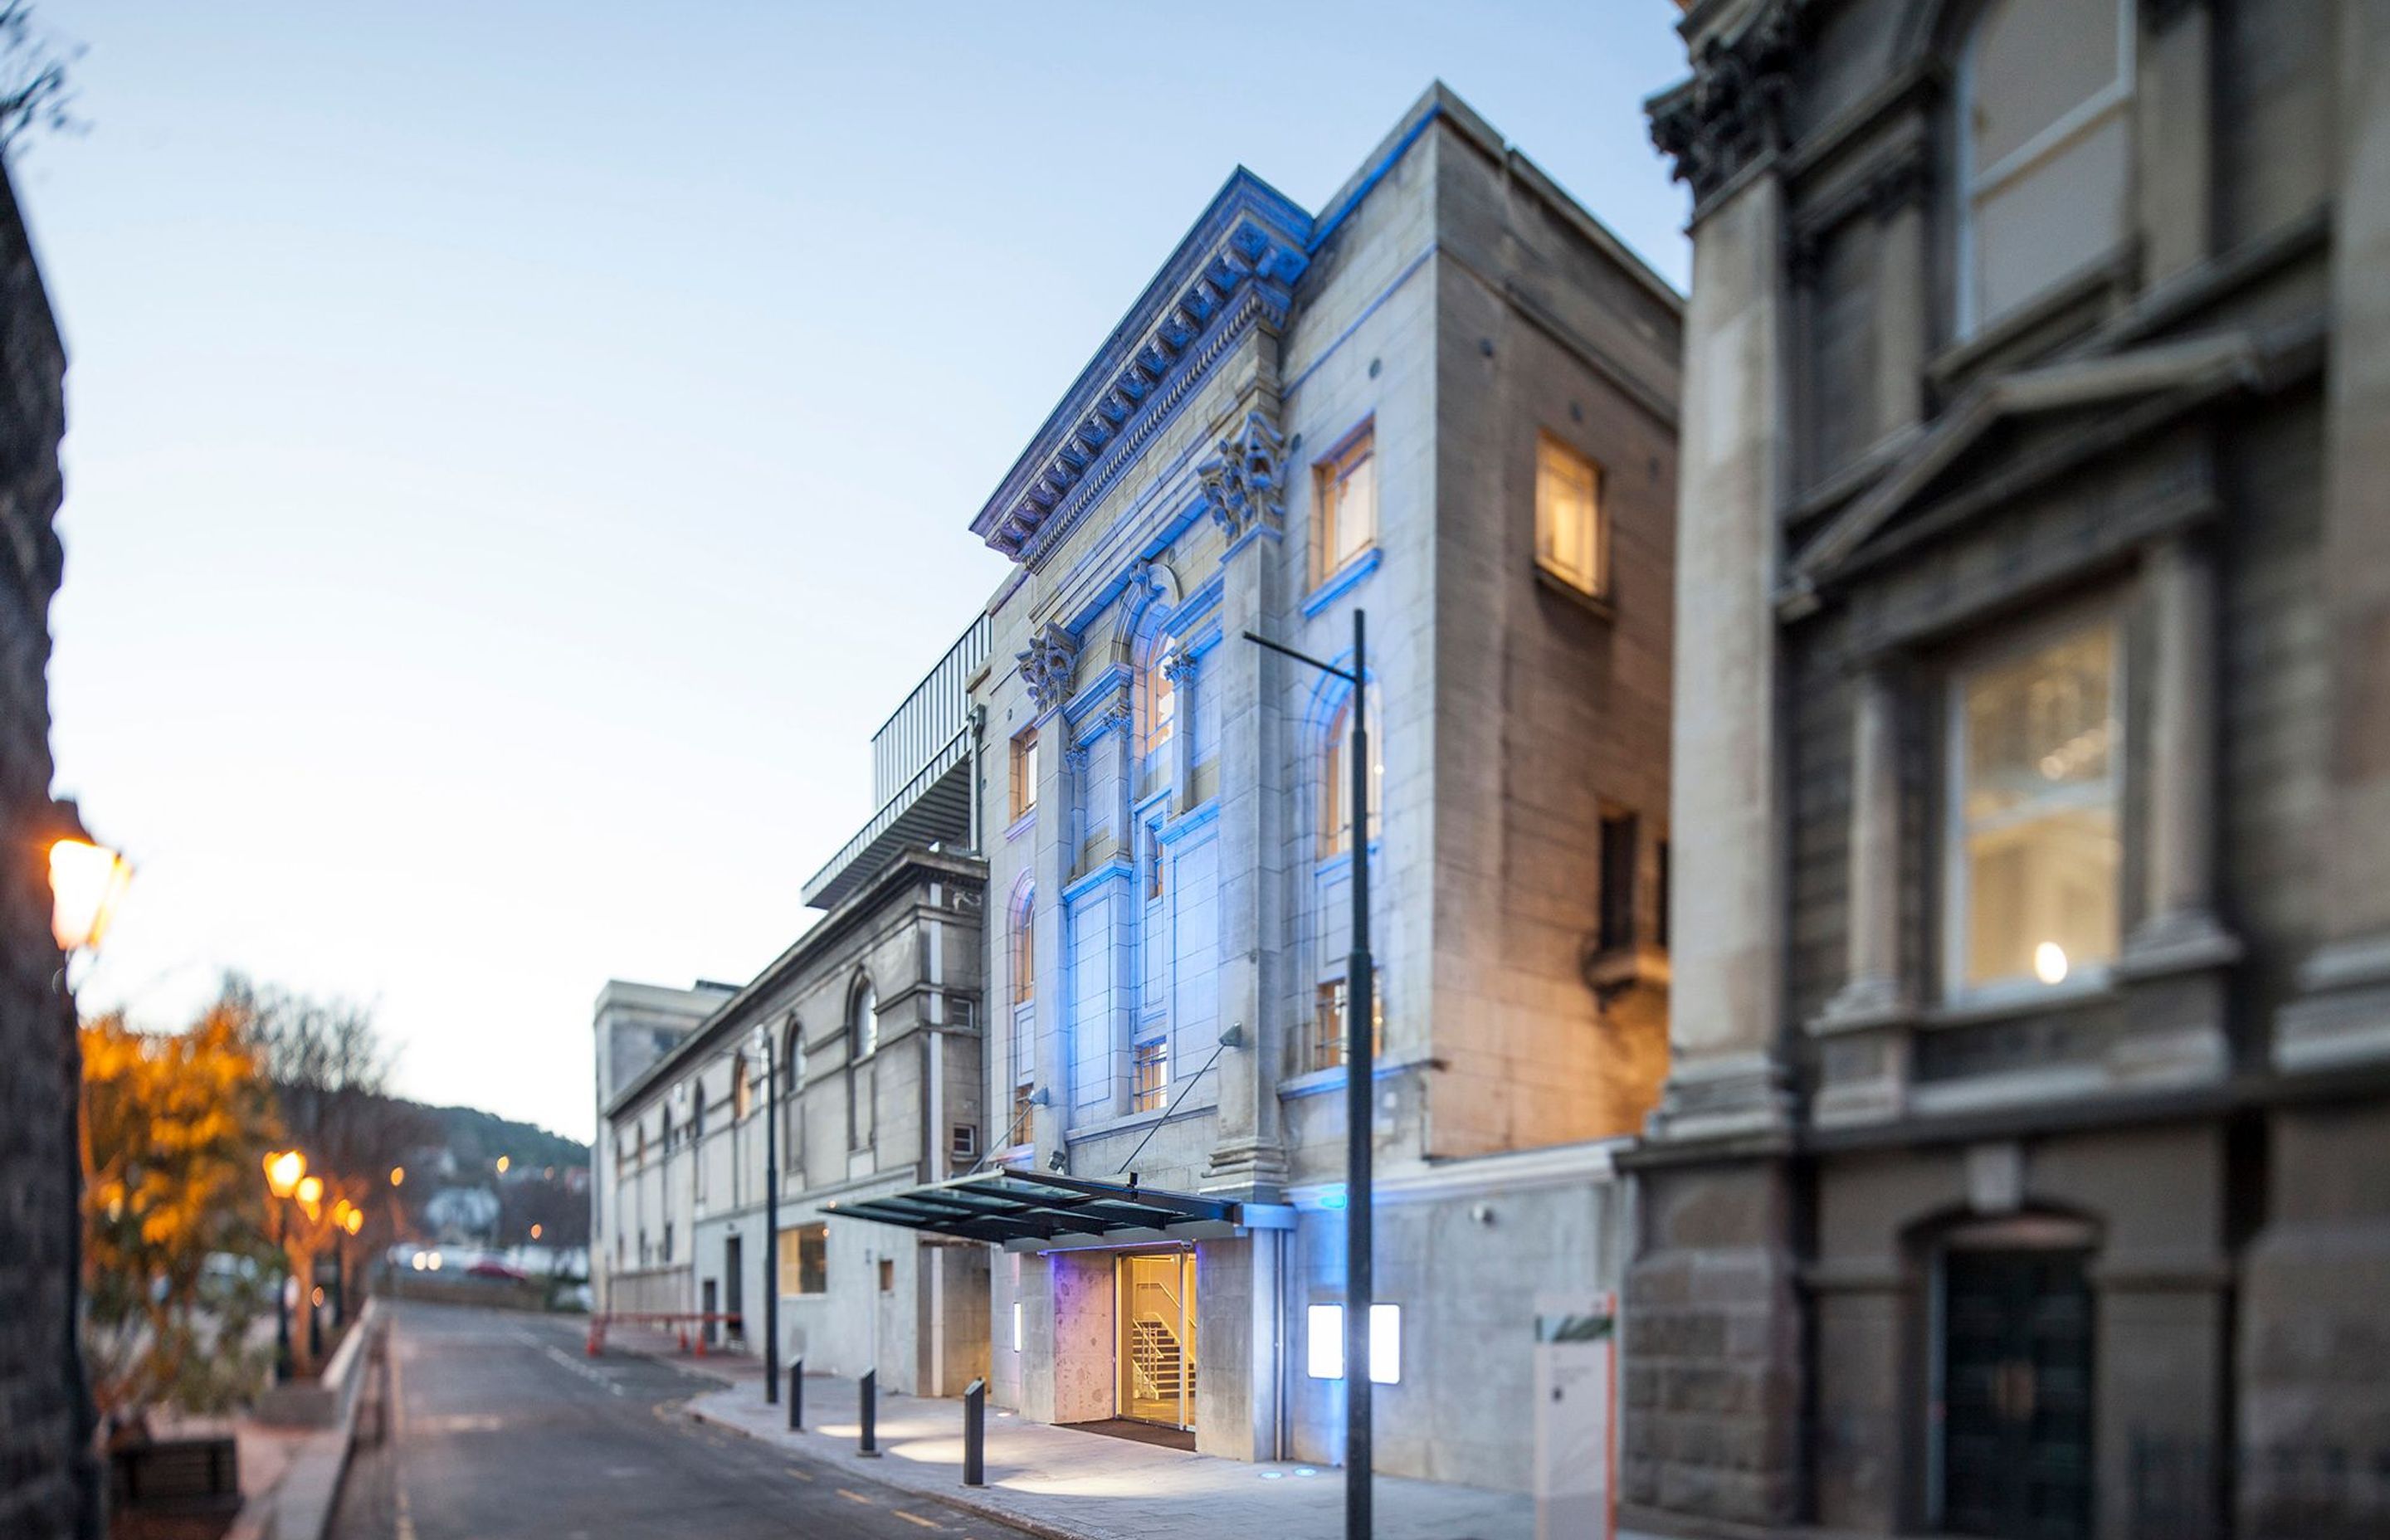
78,1000,279,1426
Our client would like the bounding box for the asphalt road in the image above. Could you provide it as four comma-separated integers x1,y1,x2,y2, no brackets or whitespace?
332,1299,1037,1540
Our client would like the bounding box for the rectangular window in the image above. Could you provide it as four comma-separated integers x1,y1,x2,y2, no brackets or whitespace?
950,1123,978,1163
1535,433,1604,596
1313,425,1378,584
1010,729,1037,823
1310,973,1384,1074
1131,1038,1168,1112
1599,811,1639,952
878,1257,895,1294
780,1223,828,1296
1949,616,2121,998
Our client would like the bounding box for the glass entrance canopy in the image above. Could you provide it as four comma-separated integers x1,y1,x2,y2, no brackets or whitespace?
827,1170,1283,1253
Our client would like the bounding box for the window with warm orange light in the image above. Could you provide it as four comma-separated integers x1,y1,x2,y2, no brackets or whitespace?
1534,432,1604,597
1313,424,1378,586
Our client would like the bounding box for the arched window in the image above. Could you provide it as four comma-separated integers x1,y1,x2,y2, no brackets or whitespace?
690,1084,705,1142
659,1106,672,1152
1319,683,1385,858
1954,0,2134,338
732,1054,752,1122
1134,603,1180,773
1010,882,1036,1005
850,977,879,1060
783,1016,805,1095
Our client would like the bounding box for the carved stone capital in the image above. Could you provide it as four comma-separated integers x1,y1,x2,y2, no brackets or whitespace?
1160,648,1199,686
1647,1,1808,198
1197,409,1288,543
1017,621,1080,714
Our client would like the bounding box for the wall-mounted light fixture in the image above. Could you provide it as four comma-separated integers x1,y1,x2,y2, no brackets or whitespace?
1305,1303,1400,1384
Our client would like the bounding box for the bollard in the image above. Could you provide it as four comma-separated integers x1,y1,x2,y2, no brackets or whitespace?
858,1369,880,1456
788,1358,803,1431
962,1378,986,1487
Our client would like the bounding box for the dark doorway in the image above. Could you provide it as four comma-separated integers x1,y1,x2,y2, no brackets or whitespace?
1940,1247,2094,1540
701,1278,719,1347
724,1236,744,1347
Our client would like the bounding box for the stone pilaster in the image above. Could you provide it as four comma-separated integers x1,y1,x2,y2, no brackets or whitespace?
1871,164,1928,441
2139,0,2215,285
1812,666,1914,1126
2121,534,2238,974
1029,711,1072,1157
1644,148,1795,1146
1202,333,1292,1196
2276,0,2390,1072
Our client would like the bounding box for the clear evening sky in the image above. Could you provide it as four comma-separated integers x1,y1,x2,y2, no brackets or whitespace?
24,2,1690,1142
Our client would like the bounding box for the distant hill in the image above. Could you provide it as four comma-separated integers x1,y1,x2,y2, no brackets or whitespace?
412,1101,588,1172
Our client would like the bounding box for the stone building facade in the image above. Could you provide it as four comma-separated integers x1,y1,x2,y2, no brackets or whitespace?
1628,2,2389,1537
0,163,96,1540
595,622,993,1395
589,977,733,1314
896,85,1683,1493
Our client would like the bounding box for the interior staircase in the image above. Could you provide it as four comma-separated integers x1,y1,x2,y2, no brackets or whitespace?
1129,1315,1191,1404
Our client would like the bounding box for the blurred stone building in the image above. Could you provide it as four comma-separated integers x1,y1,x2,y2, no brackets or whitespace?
0,163,95,1537
1630,1,2388,1537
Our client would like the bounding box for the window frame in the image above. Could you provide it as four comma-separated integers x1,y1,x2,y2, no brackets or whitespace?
1311,422,1379,588
1130,1036,1168,1113
1953,0,2137,341
1939,607,2127,1007
781,1221,829,1297
1009,727,1038,825
1534,431,1607,598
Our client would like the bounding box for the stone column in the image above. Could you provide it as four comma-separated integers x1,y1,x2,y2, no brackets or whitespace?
2124,535,2237,970
1645,163,1794,1144
1030,709,1072,1157
1627,30,1807,1529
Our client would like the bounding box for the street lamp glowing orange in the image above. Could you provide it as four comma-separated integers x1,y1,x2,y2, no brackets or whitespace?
342,1207,363,1235
495,1156,510,1174
529,1223,543,1240
265,1150,306,1200
389,1166,405,1187
295,1175,324,1206
48,837,133,953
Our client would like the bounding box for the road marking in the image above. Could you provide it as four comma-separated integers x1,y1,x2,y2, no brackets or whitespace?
893,1511,943,1529
836,1488,876,1505
786,1465,815,1481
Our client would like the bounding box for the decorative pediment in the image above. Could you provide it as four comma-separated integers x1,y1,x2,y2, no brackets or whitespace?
970,171,1314,568
1197,410,1288,543
1783,329,2282,608
1017,621,1080,714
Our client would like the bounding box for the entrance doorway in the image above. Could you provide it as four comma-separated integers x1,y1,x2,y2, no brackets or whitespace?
1938,1245,2094,1540
724,1236,744,1346
1115,1250,1196,1430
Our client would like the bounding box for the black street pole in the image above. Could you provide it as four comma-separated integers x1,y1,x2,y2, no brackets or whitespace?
272,1201,292,1384
1343,607,1373,1540
1241,610,1373,1540
763,1034,781,1405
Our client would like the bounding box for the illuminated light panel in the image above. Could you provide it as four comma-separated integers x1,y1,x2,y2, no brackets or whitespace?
1305,1303,1402,1383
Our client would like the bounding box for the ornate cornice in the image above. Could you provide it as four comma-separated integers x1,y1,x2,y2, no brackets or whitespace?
1196,409,1288,543
971,171,1314,568
1647,0,1811,199
1017,621,1079,714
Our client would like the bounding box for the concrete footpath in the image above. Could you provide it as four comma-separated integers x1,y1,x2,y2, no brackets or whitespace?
602,1328,1646,1540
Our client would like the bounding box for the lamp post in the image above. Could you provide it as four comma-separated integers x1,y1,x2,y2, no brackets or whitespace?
264,1150,306,1382
754,1027,781,1405
1244,607,1373,1540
